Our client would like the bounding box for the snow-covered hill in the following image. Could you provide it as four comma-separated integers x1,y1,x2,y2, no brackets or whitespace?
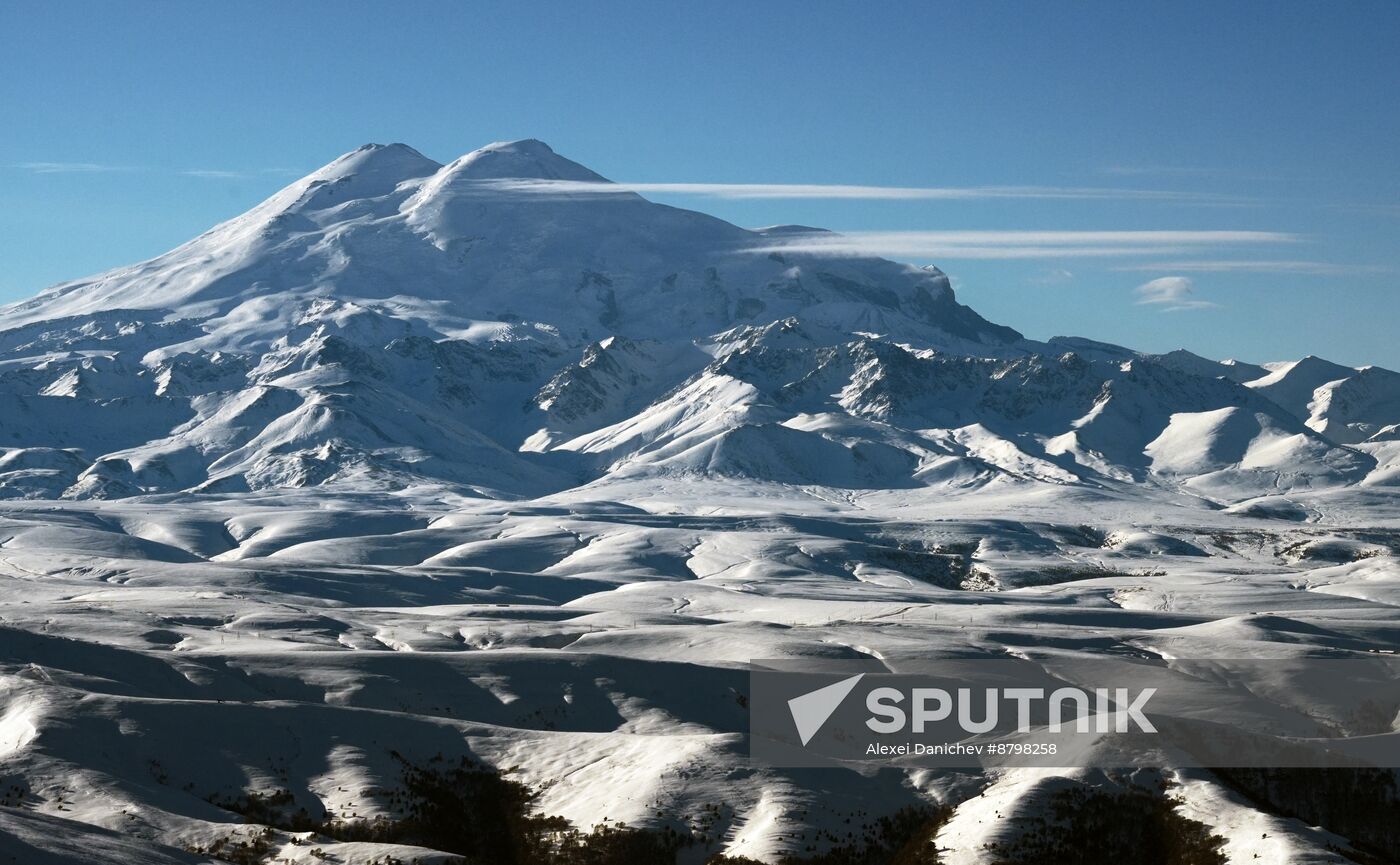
1,140,1398,864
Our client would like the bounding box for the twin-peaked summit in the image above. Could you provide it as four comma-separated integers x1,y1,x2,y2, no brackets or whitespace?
288,139,606,199
2,139,1014,353
292,139,609,203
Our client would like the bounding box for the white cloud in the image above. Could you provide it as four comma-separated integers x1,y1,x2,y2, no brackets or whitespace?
1134,276,1219,311
180,169,246,179
1113,260,1388,276
12,163,302,179
1029,268,1075,285
743,229,1297,260
1329,203,1400,217
1099,164,1219,177
478,178,1239,203
183,167,305,179
13,161,132,174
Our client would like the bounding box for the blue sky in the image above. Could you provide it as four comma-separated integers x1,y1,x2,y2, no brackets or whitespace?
2,1,1397,366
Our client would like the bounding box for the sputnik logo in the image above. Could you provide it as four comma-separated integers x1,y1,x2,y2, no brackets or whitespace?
785,673,1159,746
787,673,865,745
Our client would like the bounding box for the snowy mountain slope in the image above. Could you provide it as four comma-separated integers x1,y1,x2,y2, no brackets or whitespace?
2,138,1395,505
527,329,1372,499
1245,355,1360,419
1301,365,1400,444
2,139,1400,864
0,140,1017,353
1150,348,1268,384
1239,355,1400,446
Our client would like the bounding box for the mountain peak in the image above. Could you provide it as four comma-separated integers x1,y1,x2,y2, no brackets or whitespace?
1266,354,1356,384
436,138,609,182
481,138,557,155
264,142,444,216
306,142,441,187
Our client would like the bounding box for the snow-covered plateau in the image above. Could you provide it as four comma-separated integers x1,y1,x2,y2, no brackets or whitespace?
1,139,1398,864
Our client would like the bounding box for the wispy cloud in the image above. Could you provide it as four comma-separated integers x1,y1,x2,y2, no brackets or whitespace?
182,167,306,179
479,178,1241,204
1099,164,1220,178
1135,276,1219,311
1029,267,1076,285
1113,259,1389,276
12,161,134,174
744,229,1298,260
1333,202,1400,218
180,169,246,179
11,162,302,179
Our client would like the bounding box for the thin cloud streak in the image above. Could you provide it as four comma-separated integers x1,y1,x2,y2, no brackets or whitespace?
182,167,304,179
9,167,1256,205
12,163,303,179
1333,203,1400,217
482,178,1242,203
763,230,1299,244
13,161,135,174
1113,260,1390,276
181,169,246,179
1099,164,1220,177
745,230,1299,260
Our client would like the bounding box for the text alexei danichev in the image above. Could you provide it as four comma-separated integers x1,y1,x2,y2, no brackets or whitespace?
866,742,984,756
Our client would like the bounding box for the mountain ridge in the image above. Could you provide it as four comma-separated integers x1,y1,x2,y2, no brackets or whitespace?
1,139,1398,502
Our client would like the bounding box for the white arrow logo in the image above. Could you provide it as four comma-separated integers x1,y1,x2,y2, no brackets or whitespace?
788,673,865,746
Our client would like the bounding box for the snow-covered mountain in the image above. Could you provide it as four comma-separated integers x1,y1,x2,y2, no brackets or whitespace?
0,140,1015,348
3,141,1399,865
2,139,1397,505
